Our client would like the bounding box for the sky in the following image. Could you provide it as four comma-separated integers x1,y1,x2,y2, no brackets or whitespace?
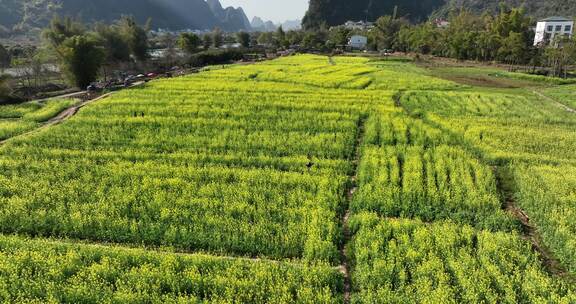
218,0,309,23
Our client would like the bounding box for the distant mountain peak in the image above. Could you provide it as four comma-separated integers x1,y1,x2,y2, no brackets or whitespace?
206,0,224,12
303,0,576,29
0,0,253,34
251,17,302,32
207,0,251,31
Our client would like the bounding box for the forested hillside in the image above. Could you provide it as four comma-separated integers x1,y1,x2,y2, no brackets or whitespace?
0,0,251,35
303,0,576,28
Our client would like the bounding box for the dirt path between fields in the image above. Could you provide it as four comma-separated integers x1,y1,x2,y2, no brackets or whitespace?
0,82,144,146
531,90,576,114
339,115,367,304
493,166,574,282
0,94,111,146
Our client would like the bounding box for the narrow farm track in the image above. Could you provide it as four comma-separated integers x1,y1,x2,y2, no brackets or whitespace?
493,166,575,282
0,94,110,146
532,89,576,114
0,82,145,146
340,115,367,304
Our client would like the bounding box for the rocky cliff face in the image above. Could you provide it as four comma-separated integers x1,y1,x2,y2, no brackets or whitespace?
251,17,278,32
1,0,253,32
303,0,445,29
303,0,576,29
207,0,252,31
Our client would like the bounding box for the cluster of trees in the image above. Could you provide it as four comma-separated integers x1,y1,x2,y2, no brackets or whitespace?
41,16,149,88
0,44,10,71
177,26,297,55
296,5,576,77
177,29,228,54
0,44,14,102
364,5,576,76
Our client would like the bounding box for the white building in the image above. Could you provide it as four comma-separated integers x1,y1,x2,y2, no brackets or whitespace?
534,17,574,46
348,35,368,50
343,21,374,31
433,19,450,28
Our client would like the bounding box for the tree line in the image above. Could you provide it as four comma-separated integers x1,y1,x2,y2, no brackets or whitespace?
346,5,575,77
41,16,149,89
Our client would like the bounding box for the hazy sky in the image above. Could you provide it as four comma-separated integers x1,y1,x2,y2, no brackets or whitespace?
219,0,309,23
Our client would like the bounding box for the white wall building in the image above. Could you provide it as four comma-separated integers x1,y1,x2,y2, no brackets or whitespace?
534,17,574,46
348,35,368,50
343,21,374,31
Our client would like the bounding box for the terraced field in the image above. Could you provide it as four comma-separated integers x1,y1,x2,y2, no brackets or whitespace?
0,54,574,302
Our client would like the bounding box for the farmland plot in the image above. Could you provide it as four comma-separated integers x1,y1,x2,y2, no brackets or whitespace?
399,82,576,283
0,99,77,140
0,235,342,303
0,54,574,302
348,213,576,303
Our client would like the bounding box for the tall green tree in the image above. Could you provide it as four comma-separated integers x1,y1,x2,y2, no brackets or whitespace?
179,33,202,54
257,32,275,46
328,26,351,47
43,16,105,88
203,34,212,50
58,35,106,88
212,28,224,48
372,15,407,50
276,26,287,48
42,16,85,50
544,36,576,77
236,32,250,48
118,16,149,62
490,5,532,64
0,43,10,71
301,30,328,50
443,10,484,60
0,75,12,103
497,32,527,64
476,31,501,61
94,22,131,64
286,30,304,46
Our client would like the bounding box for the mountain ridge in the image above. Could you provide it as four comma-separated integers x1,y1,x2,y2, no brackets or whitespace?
0,0,251,33
303,0,576,29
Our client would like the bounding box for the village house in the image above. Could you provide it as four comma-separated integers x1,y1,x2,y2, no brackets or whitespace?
343,21,374,31
534,16,574,46
433,19,450,28
348,35,368,50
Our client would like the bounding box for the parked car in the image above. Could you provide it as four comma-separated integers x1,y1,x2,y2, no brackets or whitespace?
86,84,99,92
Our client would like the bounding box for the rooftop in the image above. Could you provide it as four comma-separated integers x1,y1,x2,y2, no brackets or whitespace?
540,16,573,22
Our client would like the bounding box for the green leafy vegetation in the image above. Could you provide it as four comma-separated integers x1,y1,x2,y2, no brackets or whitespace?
0,54,574,301
542,84,576,109
304,0,576,29
0,55,390,264
348,214,576,303
353,143,515,231
0,98,77,140
398,67,576,286
0,235,342,303
514,165,576,273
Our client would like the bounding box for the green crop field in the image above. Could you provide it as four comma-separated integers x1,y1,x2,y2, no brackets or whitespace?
0,54,574,302
0,99,78,141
